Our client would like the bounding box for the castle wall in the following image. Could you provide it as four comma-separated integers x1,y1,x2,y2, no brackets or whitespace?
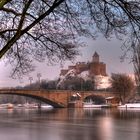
89,63,101,76
75,62,89,74
100,63,107,76
89,62,107,76
68,65,76,70
59,52,107,77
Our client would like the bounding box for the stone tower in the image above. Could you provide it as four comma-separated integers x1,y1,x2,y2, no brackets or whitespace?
89,52,107,76
92,51,99,63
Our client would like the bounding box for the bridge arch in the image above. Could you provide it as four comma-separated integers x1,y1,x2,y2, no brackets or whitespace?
84,94,106,104
0,90,66,108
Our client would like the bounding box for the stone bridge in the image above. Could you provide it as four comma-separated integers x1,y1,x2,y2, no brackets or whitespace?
0,89,117,108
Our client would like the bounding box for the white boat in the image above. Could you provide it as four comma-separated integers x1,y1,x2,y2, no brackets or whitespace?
41,104,53,108
23,103,38,108
23,103,53,109
84,103,103,108
83,98,110,108
83,102,109,108
118,103,140,108
0,103,14,109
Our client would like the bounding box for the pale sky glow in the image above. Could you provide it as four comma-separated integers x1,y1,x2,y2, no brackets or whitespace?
0,37,133,88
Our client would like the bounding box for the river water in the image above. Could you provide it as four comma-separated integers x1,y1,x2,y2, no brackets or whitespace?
0,108,140,140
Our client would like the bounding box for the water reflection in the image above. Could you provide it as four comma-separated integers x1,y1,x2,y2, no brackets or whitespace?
0,108,140,140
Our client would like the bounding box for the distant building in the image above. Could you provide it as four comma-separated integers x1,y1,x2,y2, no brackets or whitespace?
60,52,107,77
89,52,107,76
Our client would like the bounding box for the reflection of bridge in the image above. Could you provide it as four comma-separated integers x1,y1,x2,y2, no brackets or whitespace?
0,89,116,108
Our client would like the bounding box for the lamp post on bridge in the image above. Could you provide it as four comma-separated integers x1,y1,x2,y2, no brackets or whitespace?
37,73,41,89
29,77,33,87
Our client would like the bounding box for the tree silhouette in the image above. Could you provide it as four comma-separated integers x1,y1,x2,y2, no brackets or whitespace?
0,0,140,78
111,73,135,104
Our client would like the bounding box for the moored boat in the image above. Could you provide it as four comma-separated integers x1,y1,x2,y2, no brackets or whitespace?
83,102,110,108
118,103,140,108
0,103,14,109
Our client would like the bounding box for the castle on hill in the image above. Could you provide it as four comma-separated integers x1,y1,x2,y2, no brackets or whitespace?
60,52,107,77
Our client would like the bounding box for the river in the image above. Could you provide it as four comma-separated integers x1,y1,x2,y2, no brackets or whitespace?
0,108,140,140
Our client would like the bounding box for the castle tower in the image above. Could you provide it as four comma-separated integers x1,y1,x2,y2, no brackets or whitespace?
92,51,99,63
89,51,107,76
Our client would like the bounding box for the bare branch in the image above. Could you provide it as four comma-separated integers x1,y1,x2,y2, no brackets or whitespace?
0,0,140,79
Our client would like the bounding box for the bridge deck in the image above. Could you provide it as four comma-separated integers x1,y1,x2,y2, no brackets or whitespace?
0,89,117,108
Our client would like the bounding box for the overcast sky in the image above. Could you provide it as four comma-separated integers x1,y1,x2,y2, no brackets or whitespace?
0,37,134,88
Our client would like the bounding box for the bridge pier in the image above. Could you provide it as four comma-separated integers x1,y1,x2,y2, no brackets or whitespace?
68,100,83,108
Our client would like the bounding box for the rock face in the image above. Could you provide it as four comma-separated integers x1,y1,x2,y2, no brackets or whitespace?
57,52,111,90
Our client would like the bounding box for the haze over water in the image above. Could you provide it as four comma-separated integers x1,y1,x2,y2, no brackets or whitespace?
0,108,140,140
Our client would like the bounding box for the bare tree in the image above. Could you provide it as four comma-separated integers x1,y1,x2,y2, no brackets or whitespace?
111,73,135,104
132,43,140,95
0,0,140,78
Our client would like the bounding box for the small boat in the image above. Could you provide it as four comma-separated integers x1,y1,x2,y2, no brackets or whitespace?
83,102,109,108
118,103,140,108
84,103,102,108
0,103,14,109
7,103,14,109
17,104,23,107
23,103,38,108
41,104,53,108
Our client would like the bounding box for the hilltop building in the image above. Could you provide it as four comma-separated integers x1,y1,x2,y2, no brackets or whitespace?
60,52,107,77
